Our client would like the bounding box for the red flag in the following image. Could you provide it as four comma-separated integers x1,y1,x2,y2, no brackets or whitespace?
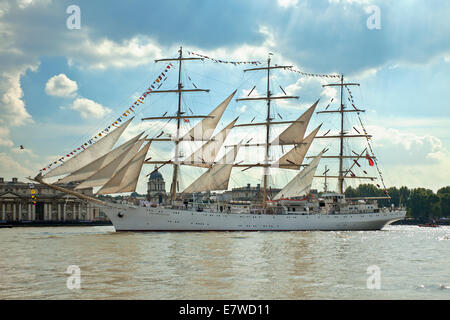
366,152,374,166
184,119,189,123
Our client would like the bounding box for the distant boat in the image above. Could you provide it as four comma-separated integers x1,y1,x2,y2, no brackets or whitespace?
418,223,440,228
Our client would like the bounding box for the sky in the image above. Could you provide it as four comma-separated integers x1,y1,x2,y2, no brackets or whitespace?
0,0,449,195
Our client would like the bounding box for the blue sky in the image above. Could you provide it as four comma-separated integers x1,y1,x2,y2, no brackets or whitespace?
0,0,449,194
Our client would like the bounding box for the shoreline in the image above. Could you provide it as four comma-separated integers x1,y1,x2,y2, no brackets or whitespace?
0,221,112,228
391,219,449,226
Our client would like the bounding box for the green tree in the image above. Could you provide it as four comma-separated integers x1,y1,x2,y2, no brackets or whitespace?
437,186,450,195
437,187,450,217
386,187,400,207
407,188,440,220
344,186,358,197
398,186,410,207
355,184,383,197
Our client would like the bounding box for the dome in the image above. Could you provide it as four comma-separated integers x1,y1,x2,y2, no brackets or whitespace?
149,170,163,181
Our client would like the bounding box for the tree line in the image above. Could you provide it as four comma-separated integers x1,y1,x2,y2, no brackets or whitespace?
344,184,450,220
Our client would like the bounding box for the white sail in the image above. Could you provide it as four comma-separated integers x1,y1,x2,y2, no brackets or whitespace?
97,142,151,195
273,149,325,200
273,124,322,170
57,132,144,184
179,90,236,141
271,100,318,145
43,117,134,178
182,141,242,193
182,117,238,168
75,138,146,189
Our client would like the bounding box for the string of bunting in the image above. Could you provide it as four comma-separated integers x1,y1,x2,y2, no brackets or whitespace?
284,66,341,79
39,63,174,173
188,49,340,80
186,50,262,65
345,85,390,197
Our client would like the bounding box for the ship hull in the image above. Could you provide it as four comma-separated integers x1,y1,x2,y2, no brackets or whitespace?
102,206,406,231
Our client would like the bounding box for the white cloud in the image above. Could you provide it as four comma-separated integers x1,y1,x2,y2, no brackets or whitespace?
364,124,450,191
349,67,378,79
277,0,298,8
70,98,112,119
17,0,34,9
0,66,35,127
258,26,276,48
367,124,444,153
0,2,9,17
0,127,14,147
238,105,247,113
70,36,164,70
0,152,35,179
186,25,282,67
17,0,52,9
277,76,337,110
329,0,372,4
45,74,78,97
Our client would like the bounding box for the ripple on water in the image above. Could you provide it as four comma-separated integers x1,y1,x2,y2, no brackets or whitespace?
0,225,449,299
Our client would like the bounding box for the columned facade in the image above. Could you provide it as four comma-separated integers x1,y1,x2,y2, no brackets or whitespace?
0,178,107,222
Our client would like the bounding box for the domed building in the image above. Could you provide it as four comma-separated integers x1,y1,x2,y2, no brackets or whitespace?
147,166,167,204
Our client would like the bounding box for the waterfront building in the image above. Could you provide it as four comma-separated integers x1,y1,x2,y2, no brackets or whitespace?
230,184,282,202
147,167,167,204
0,177,103,222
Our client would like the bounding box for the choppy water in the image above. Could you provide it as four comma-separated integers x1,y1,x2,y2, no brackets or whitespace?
0,225,449,299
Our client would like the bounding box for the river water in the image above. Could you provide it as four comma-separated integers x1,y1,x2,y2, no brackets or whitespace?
0,225,449,300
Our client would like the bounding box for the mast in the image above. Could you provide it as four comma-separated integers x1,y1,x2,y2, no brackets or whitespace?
235,55,299,209
172,47,183,203
263,56,271,210
142,46,208,203
338,75,344,194
316,75,364,194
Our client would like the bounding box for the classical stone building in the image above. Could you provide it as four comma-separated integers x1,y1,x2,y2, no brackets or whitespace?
0,177,103,222
147,167,167,204
213,184,283,202
229,183,282,201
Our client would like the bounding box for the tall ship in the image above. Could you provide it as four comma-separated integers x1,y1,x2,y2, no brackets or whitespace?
32,47,406,231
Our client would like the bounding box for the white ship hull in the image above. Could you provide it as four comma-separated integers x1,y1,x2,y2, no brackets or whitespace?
102,206,406,231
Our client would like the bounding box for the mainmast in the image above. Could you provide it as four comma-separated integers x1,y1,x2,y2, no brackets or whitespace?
142,46,209,203
235,55,299,209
